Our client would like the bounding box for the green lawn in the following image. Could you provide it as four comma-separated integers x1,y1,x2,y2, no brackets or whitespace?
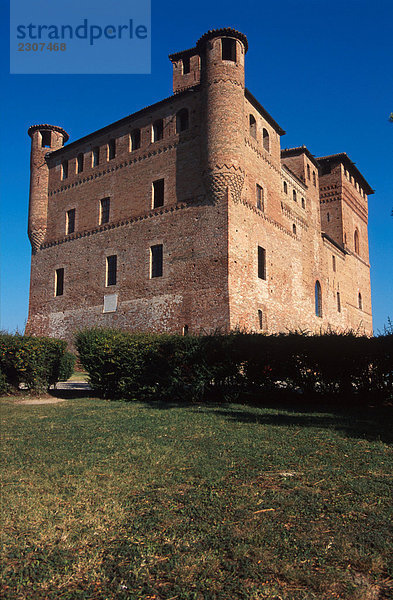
1,397,392,600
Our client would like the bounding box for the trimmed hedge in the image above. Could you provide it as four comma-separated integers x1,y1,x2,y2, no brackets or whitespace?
76,328,393,402
0,333,75,394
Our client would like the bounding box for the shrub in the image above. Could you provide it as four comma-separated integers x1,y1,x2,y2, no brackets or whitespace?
75,328,393,403
0,333,72,394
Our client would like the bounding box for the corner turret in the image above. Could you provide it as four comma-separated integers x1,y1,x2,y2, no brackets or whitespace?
27,124,69,252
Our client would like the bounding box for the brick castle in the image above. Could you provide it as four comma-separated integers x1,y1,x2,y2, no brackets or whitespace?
25,28,374,343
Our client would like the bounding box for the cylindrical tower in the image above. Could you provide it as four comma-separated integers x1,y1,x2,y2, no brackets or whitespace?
196,28,248,203
27,124,69,252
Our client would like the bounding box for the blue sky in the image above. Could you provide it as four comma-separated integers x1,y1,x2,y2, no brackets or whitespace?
1,0,392,334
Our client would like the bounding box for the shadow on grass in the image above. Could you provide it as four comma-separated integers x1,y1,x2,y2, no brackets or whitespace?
140,390,393,444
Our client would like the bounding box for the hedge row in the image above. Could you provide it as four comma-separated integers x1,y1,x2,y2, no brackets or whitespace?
76,328,393,402
0,333,75,394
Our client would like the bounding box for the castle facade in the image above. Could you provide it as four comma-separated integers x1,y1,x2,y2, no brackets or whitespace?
25,28,373,342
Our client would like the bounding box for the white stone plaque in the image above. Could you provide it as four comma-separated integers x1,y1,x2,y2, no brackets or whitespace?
103,294,118,313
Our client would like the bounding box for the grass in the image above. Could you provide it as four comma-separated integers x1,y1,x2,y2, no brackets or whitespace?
1,396,392,600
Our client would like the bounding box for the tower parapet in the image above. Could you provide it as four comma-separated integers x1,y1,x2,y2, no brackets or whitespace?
27,124,69,252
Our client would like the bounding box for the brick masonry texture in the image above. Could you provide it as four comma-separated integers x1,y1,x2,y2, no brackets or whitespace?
25,28,374,345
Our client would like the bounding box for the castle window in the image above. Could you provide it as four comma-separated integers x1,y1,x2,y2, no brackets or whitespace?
358,292,363,310
176,108,189,133
354,229,360,254
301,197,305,209
327,212,330,222
77,153,84,173
100,198,110,225
106,255,117,286
41,131,51,147
332,255,336,272
182,325,189,336
292,223,297,235
182,56,190,74
293,190,297,202
256,184,264,211
258,246,266,280
153,179,165,208
312,171,316,186
283,181,288,194
108,139,116,160
92,147,99,167
337,292,341,313
221,38,236,62
258,309,263,330
66,209,75,235
262,128,270,152
315,280,322,317
249,114,257,139
55,268,64,297
307,164,311,180
131,128,141,151
61,160,68,180
152,119,164,142
150,244,163,278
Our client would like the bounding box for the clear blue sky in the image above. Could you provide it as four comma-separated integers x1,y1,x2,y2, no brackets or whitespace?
1,0,392,334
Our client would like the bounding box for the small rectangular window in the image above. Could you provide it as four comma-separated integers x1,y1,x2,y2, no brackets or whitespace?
152,119,164,142
332,255,336,272
151,244,163,278
108,139,116,160
61,160,68,180
153,179,165,208
258,309,263,330
55,268,64,297
66,208,75,235
77,153,84,173
256,184,264,211
183,56,190,74
100,198,110,225
92,147,99,167
337,292,341,313
258,246,266,280
130,129,141,151
106,255,117,286
41,131,51,147
222,38,236,61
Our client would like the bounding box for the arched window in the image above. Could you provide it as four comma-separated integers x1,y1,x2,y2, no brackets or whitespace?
292,223,297,235
176,108,189,133
249,114,257,139
358,292,362,310
315,281,322,318
262,128,270,151
354,229,360,254
301,197,305,209
152,119,164,142
283,181,288,194
307,164,311,180
293,190,297,202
